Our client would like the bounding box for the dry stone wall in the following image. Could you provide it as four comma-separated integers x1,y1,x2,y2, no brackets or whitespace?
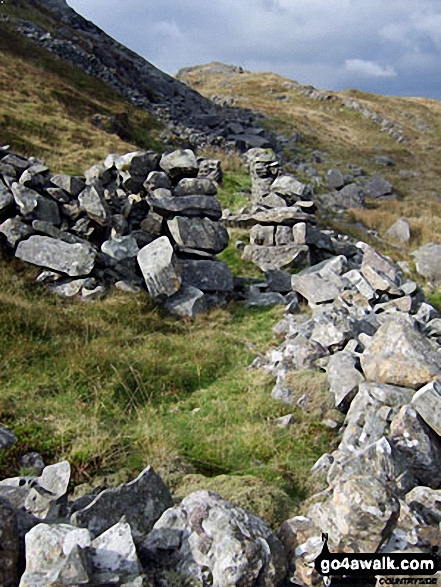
0,146,234,318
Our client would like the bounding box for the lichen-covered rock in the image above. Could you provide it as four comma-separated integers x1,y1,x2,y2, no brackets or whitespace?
159,149,199,181
243,243,309,272
164,284,207,319
140,490,288,586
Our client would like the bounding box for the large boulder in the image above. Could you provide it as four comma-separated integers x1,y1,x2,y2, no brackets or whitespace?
137,236,182,299
15,236,95,276
140,490,288,586
360,315,441,389
411,379,441,436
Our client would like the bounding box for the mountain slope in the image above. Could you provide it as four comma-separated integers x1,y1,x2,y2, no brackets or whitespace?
178,63,441,249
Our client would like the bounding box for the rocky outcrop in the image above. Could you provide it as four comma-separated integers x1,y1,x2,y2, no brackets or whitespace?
0,147,234,317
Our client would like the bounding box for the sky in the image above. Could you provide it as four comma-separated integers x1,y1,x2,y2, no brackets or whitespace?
67,0,441,100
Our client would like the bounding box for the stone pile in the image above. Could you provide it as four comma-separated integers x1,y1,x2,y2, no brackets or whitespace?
0,146,234,318
251,240,441,585
0,461,288,587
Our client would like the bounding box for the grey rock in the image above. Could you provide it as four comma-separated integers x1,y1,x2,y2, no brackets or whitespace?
46,544,92,586
251,207,317,226
385,218,411,243
137,236,181,299
271,174,306,200
78,185,109,225
0,426,16,450
143,171,170,192
246,288,285,307
16,236,96,277
414,302,440,325
364,175,393,199
326,168,345,190
19,164,50,189
168,216,229,253
412,243,441,283
141,490,287,586
278,335,328,371
198,158,223,185
360,314,441,389
274,414,295,428
115,150,159,177
19,523,92,587
245,147,280,202
405,486,441,525
260,193,287,208
0,217,33,246
0,499,20,587
50,174,85,197
147,191,222,220
164,284,207,319
174,177,217,196
411,379,441,436
159,149,199,181
140,210,163,237
343,269,376,301
11,183,60,224
361,264,402,295
275,225,294,245
308,474,399,552
326,352,365,411
361,244,402,284
265,269,293,293
91,522,141,575
331,183,365,208
243,243,309,272
71,465,173,543
390,404,441,487
291,273,342,306
45,188,71,204
101,235,139,260
51,279,87,297
249,224,275,246
310,307,360,351
81,285,106,300
181,259,234,292
0,183,13,212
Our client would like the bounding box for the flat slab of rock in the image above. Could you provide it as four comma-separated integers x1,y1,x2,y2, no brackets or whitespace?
16,236,95,276
78,185,109,226
167,216,228,253
360,315,441,389
147,192,222,220
174,177,217,196
181,259,234,292
291,273,342,306
137,236,181,299
225,208,316,228
243,243,309,271
71,466,173,544
101,236,139,260
326,351,365,411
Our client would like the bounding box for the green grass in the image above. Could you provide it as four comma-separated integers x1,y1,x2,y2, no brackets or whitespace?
216,172,251,212
0,250,336,525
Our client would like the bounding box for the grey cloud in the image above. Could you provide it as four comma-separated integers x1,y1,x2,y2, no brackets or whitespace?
67,0,441,99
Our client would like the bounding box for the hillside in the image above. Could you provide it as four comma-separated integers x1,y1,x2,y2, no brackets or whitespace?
1,4,441,586
178,62,441,250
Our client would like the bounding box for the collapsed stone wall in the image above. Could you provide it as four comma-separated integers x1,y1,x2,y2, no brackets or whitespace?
0,146,236,318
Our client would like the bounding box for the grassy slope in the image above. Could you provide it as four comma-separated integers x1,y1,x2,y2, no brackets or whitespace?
178,65,441,252
0,21,163,173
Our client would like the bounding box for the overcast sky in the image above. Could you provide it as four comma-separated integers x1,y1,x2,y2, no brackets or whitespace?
67,0,441,100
